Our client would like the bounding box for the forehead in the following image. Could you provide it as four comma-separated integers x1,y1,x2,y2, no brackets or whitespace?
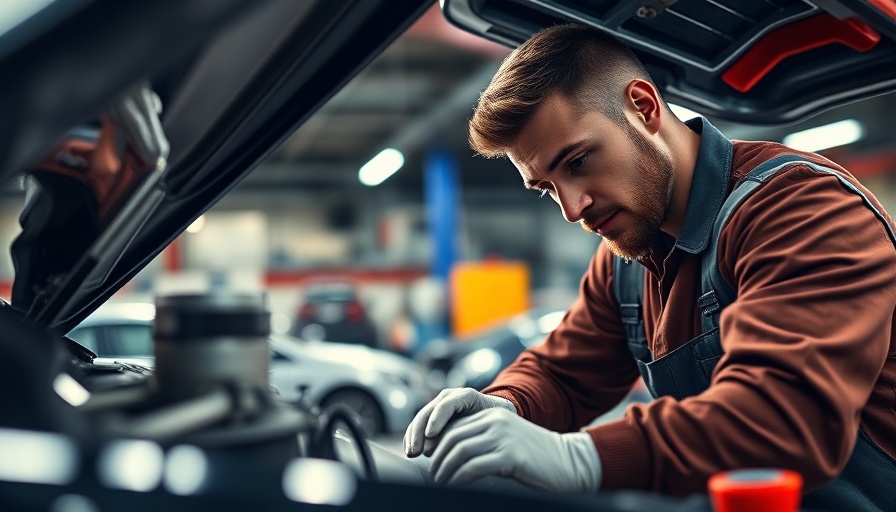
507,96,574,169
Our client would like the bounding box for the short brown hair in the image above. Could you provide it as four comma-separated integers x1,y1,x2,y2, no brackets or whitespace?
469,24,653,158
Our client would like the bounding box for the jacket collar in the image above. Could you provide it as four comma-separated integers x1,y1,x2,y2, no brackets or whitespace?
674,117,734,254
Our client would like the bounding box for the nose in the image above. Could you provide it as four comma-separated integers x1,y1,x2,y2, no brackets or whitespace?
554,185,592,223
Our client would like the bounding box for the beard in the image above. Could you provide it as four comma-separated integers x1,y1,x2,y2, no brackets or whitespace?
582,123,674,261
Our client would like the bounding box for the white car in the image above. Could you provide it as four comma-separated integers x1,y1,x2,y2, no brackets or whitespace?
67,302,434,436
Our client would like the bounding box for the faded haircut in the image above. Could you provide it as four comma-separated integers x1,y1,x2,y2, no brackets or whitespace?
469,24,655,158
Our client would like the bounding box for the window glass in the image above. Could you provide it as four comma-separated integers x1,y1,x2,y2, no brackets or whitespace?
108,324,154,357
67,327,100,353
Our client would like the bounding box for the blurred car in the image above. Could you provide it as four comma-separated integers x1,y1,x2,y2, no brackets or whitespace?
66,303,157,366
416,307,565,390
67,302,433,436
270,337,431,436
292,279,378,347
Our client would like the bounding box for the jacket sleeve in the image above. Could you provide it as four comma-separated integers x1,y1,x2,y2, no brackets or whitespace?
482,242,642,432
587,165,896,494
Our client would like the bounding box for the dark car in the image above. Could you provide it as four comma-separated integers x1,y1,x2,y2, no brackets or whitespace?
1,1,894,511
292,280,378,347
443,310,564,391
416,307,564,389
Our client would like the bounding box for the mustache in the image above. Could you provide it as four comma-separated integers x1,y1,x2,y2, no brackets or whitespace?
580,207,618,233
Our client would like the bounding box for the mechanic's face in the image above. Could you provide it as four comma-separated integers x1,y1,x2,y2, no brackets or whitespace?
507,93,674,260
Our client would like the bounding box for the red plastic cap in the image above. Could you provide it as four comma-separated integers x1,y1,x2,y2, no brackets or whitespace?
709,468,802,512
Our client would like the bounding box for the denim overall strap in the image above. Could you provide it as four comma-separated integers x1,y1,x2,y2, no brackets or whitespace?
613,257,649,364
698,154,818,332
699,155,896,333
613,250,725,399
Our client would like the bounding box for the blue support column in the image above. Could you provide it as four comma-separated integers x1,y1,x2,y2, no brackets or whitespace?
420,148,460,343
425,149,459,280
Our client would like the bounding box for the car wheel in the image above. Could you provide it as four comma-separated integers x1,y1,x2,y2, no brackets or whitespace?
320,389,385,437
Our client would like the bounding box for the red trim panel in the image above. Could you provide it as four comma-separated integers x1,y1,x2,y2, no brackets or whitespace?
264,267,428,287
722,14,880,93
868,0,896,20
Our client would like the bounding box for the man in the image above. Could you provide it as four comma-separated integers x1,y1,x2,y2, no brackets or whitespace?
404,24,896,509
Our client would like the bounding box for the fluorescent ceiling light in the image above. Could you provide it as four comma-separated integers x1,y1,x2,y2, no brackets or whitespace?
668,103,701,122
782,119,864,152
359,148,404,186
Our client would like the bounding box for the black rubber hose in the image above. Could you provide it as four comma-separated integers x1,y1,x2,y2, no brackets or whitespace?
315,404,378,481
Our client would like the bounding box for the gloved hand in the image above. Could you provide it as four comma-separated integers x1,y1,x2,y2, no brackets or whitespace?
429,408,602,493
404,387,516,458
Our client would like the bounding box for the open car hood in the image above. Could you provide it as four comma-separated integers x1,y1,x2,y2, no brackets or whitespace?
4,0,896,333
441,0,896,124
0,0,431,332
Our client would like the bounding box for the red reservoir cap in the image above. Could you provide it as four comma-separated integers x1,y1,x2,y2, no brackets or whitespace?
708,468,802,512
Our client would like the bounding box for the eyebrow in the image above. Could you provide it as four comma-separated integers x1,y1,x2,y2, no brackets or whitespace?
547,139,586,173
521,139,587,189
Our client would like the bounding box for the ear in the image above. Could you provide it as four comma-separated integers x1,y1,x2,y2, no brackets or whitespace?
624,79,663,134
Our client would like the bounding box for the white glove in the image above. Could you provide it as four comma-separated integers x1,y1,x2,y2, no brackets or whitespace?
108,82,170,169
428,408,602,493
404,387,516,458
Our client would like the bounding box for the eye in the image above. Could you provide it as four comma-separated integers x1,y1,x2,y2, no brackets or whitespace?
569,153,588,172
